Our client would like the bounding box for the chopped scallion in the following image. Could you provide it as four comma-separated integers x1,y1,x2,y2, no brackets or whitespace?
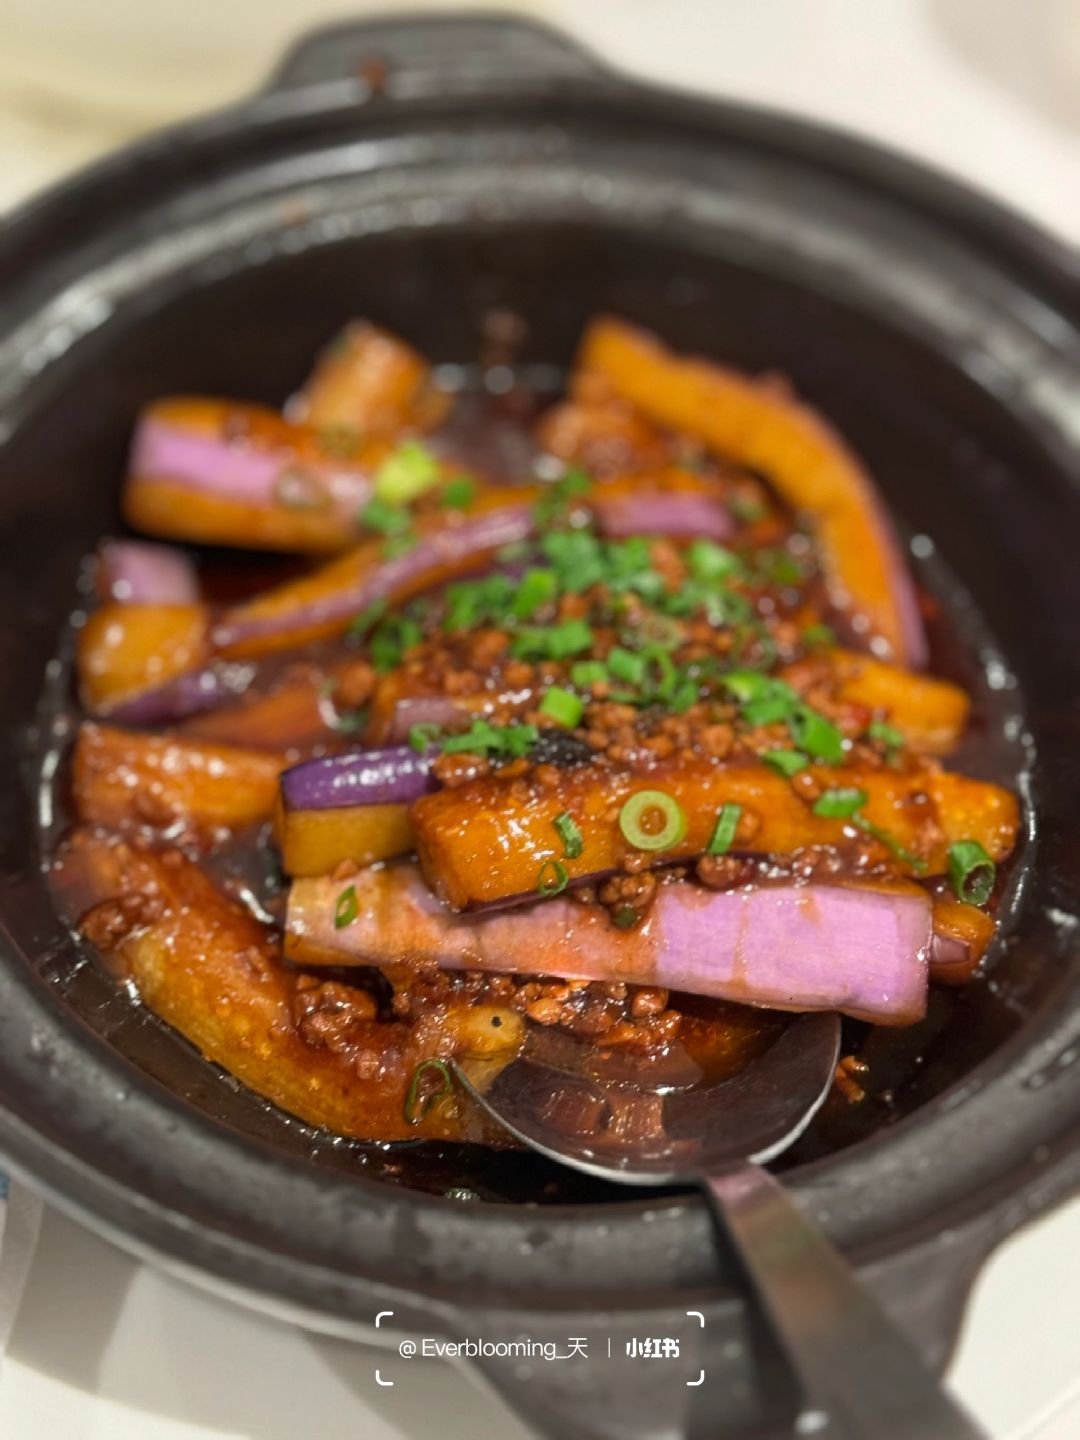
570,660,608,689
724,671,800,728
812,787,868,819
512,618,594,661
442,574,515,632
334,885,358,930
688,538,742,582
536,858,570,898
403,1058,453,1125
854,815,927,871
669,678,699,714
948,839,996,905
440,719,539,758
539,687,584,728
868,719,905,751
370,615,422,672
553,811,584,860
707,804,743,855
347,597,388,639
791,707,846,764
408,723,442,752
607,646,646,685
533,467,592,526
761,749,809,777
359,496,411,535
512,568,558,620
439,475,477,509
618,790,688,852
373,440,440,505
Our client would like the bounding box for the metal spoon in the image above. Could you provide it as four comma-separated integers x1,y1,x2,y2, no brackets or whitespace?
455,1012,984,1440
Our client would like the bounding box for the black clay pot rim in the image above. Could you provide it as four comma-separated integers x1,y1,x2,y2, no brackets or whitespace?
0,14,1077,1350
2,14,1077,318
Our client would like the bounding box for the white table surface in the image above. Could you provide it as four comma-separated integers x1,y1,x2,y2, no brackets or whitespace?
0,2,1077,1437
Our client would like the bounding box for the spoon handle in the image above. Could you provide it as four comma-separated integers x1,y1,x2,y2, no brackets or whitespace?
704,1165,986,1440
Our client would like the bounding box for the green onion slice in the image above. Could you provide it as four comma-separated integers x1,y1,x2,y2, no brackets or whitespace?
369,614,422,673
538,687,584,728
854,815,927,872
553,811,584,860
791,707,845,764
812,787,868,819
512,618,594,661
570,660,608,689
374,440,440,505
403,1058,453,1125
348,597,388,639
669,678,699,714
359,496,411,535
334,885,359,930
440,719,538,757
707,804,742,856
536,858,570,897
512,568,558,620
948,839,996,906
761,749,809,777
440,476,477,509
533,467,592,525
408,723,442,752
607,647,646,684
868,719,905,751
688,538,743,582
723,671,799,727
619,790,688,852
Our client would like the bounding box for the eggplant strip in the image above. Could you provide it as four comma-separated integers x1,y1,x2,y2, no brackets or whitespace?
69,832,513,1143
363,670,529,747
274,796,416,877
930,896,997,984
363,649,967,754
787,650,969,754
576,317,927,667
97,539,200,605
80,469,742,714
288,320,451,434
124,398,400,553
212,470,735,657
286,861,932,1026
535,396,673,478
212,493,536,657
412,760,1020,910
179,669,340,753
77,603,213,716
73,723,284,839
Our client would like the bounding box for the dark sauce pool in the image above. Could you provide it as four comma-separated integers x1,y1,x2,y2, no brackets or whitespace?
35,378,1034,1205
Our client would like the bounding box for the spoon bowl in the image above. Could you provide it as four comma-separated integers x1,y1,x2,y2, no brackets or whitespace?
457,1010,841,1183
456,1010,985,1440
